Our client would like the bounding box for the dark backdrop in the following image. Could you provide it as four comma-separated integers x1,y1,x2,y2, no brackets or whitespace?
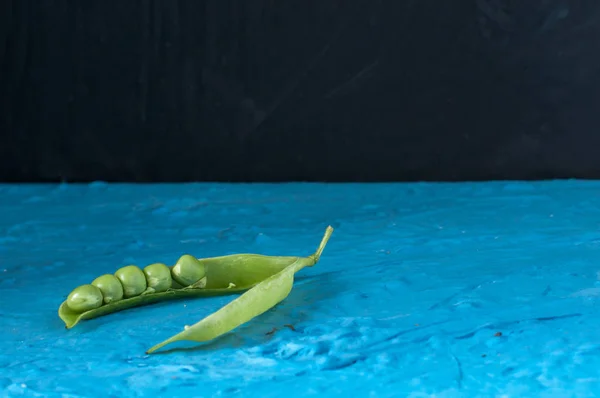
2,0,600,182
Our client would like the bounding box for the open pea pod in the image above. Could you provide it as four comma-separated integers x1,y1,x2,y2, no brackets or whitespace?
58,226,333,329
146,225,334,354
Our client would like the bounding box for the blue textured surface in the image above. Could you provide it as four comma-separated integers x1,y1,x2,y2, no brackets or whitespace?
2,181,600,397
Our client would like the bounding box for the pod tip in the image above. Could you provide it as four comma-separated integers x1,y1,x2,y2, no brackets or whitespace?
146,338,171,354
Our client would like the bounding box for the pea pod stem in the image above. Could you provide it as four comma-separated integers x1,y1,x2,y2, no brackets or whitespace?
310,225,333,264
146,225,334,354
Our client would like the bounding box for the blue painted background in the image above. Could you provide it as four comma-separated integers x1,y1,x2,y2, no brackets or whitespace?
2,181,600,397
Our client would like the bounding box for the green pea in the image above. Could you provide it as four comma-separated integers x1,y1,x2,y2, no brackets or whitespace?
115,265,147,298
66,284,103,313
171,254,206,287
143,263,172,293
91,274,124,304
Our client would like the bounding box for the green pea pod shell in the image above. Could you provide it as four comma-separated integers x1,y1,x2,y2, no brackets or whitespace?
58,226,333,329
146,225,333,354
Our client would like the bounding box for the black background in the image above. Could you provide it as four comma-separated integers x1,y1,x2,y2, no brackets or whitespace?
2,0,600,183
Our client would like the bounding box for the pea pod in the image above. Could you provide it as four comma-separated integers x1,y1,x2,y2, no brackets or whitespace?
146,225,334,354
58,226,334,329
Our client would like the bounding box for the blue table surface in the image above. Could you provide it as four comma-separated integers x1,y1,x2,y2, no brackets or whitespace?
1,181,600,397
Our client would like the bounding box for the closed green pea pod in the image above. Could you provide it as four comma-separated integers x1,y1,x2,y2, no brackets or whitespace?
92,274,124,304
171,255,206,287
66,284,104,313
143,263,172,293
115,265,147,298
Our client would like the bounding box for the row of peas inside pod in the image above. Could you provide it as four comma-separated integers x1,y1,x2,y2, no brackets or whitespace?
65,255,207,314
